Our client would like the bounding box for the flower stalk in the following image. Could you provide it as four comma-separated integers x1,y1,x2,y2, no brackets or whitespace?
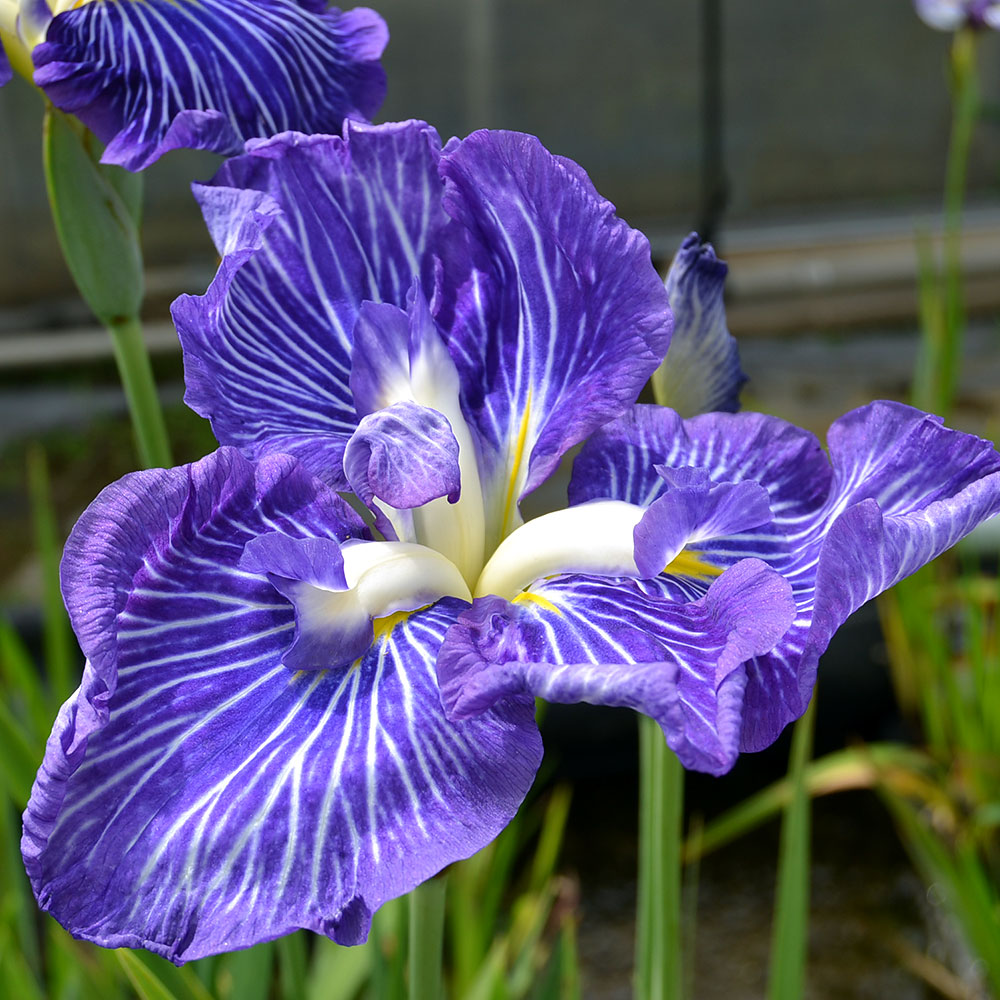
913,27,980,417
106,315,172,469
766,696,816,1000
635,716,684,1000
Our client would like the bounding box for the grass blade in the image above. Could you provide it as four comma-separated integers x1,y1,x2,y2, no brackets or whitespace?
685,743,921,862
0,793,41,978
371,897,406,1000
528,786,572,896
116,950,183,1000
0,696,44,803
27,445,76,703
0,617,50,741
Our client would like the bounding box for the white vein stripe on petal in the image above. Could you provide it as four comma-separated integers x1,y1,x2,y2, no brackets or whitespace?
35,588,538,958
36,0,387,169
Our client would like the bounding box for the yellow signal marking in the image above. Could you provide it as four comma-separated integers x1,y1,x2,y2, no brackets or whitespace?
664,550,723,579
512,590,562,615
501,393,532,538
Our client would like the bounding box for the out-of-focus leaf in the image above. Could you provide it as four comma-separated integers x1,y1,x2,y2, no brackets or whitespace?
46,923,128,1000
277,932,308,1000
371,897,406,1000
0,698,42,803
215,941,274,1000
0,925,45,1000
529,786,572,896
530,882,580,1000
882,791,1000,994
507,884,558,997
462,939,509,1000
305,935,372,1000
409,877,447,1000
684,745,919,862
889,934,971,1000
0,794,40,978
0,618,50,740
119,950,213,1000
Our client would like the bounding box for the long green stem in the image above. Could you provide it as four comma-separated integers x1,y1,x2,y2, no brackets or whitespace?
766,696,816,1000
107,315,173,469
635,715,684,1000
913,28,979,418
940,29,978,417
409,875,447,1000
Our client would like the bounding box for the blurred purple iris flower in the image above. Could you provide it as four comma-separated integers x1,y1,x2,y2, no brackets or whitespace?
914,0,1000,30
0,0,387,169
23,120,1000,961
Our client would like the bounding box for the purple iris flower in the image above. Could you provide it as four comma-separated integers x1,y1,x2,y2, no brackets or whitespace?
23,120,1000,961
914,0,1000,30
0,0,387,169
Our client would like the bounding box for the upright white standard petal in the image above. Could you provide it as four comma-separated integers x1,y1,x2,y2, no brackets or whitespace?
0,0,18,38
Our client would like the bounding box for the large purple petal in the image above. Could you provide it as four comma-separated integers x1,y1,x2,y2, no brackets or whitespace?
742,402,1000,750
434,130,673,542
572,401,1000,755
33,0,387,171
23,448,541,961
652,234,746,416
172,122,448,487
0,44,11,87
438,559,795,775
174,123,673,526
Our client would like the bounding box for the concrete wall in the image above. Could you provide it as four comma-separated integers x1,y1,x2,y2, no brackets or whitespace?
375,0,1000,221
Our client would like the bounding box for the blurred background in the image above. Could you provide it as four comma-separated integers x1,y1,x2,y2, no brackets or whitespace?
1,2,999,998
3,1,999,425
